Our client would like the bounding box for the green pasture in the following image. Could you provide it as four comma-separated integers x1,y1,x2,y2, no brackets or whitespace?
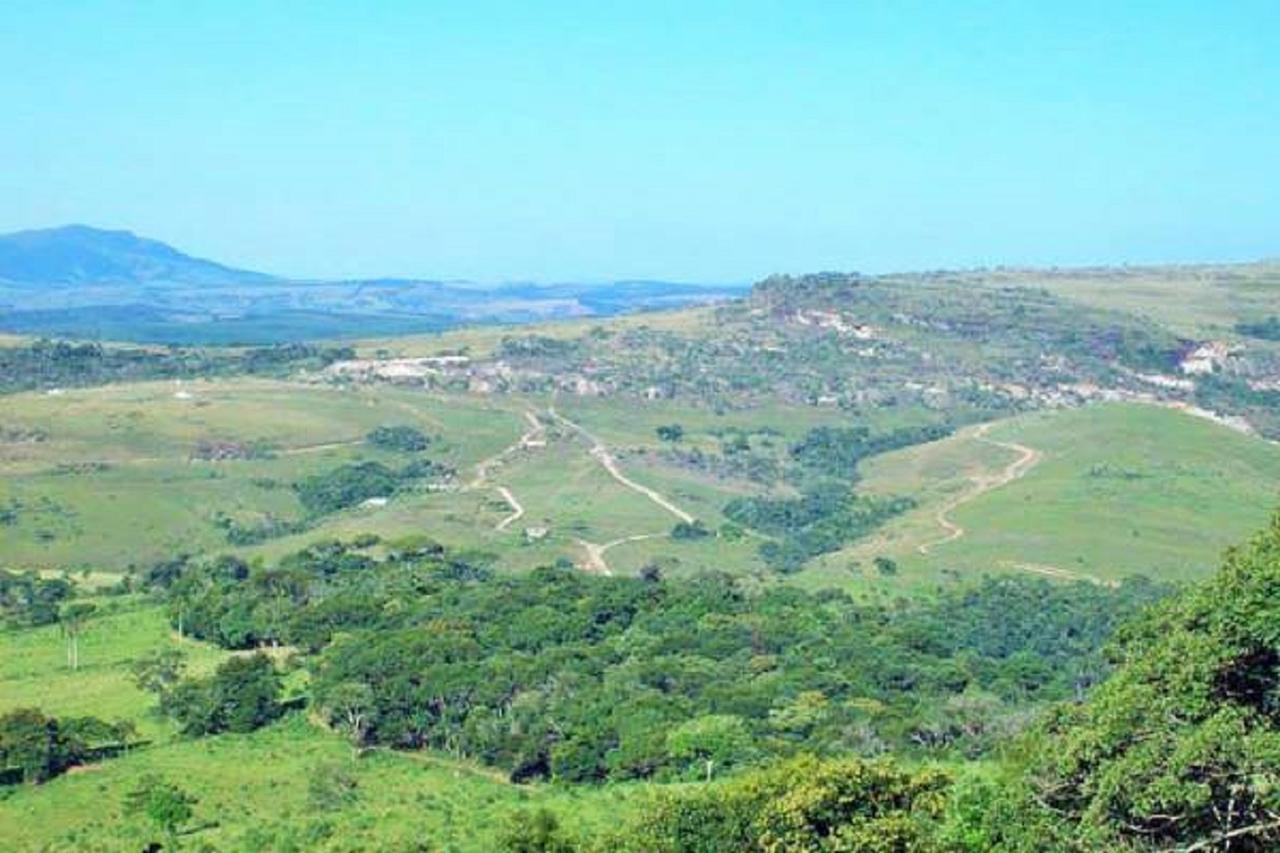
801,403,1280,594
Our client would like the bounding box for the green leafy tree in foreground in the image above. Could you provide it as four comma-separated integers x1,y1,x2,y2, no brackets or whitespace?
163,653,283,736
1003,511,1280,851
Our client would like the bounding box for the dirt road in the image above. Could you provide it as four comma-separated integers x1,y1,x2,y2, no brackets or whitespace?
548,408,696,524
575,533,664,575
917,423,1043,554
494,486,524,532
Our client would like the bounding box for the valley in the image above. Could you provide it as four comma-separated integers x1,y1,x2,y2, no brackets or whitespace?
2,262,1277,851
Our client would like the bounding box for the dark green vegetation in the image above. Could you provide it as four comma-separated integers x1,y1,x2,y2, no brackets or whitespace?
1237,315,1280,341
160,654,284,737
6,517,1271,850
0,338,353,394
728,489,916,573
715,422,951,571
1006,513,1280,850
0,707,136,784
588,514,1280,851
147,537,1169,784
366,423,431,452
0,569,73,626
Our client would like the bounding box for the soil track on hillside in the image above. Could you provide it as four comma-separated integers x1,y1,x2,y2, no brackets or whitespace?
548,407,695,524
575,533,664,575
917,423,1043,555
494,486,524,532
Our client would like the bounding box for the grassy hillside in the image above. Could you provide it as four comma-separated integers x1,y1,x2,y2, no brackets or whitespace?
3,373,1275,594
806,403,1280,592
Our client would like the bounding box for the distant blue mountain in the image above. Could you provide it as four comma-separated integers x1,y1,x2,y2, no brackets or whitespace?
0,224,748,344
0,224,275,286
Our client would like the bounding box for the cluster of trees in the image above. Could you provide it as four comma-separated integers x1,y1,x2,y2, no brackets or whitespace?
212,511,309,546
144,538,1168,785
158,654,285,737
726,484,915,573
788,423,952,481
598,755,952,852
0,339,354,394
0,569,72,626
999,511,1280,850
497,335,580,360
515,513,1279,851
0,708,136,783
714,423,952,573
366,424,431,452
1194,373,1280,439
291,457,452,516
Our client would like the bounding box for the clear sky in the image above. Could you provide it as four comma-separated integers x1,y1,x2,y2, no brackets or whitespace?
2,1,1277,282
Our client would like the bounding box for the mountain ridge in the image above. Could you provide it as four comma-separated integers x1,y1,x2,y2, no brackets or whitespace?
0,224,277,287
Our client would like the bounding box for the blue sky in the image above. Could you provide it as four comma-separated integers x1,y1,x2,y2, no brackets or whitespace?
2,1,1277,281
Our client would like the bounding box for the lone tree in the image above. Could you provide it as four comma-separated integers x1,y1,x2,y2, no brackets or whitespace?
656,424,684,443
58,602,96,670
124,775,197,844
130,648,188,699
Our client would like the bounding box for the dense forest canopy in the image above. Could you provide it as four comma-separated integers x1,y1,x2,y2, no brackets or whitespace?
143,538,1170,785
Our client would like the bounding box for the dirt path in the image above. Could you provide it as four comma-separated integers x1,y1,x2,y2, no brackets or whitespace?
548,407,696,524
917,423,1043,555
278,439,365,456
997,560,1115,587
494,486,524,531
575,533,664,575
466,410,546,490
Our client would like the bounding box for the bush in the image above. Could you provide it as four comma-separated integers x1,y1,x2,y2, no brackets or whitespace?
367,425,430,452
293,462,401,514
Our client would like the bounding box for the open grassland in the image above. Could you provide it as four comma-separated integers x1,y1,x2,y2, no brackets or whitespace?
802,403,1280,594
352,305,719,358
0,379,815,578
0,604,641,852
923,263,1280,340
3,371,1276,592
0,380,527,571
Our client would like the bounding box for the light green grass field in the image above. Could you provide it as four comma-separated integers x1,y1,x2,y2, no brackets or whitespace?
800,403,1280,594
5,375,1276,594
0,380,527,571
973,263,1280,340
0,601,227,741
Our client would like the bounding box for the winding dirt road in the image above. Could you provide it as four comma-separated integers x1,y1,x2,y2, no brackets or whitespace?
547,407,696,524
467,409,546,490
574,533,664,575
917,423,1043,555
494,486,525,532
